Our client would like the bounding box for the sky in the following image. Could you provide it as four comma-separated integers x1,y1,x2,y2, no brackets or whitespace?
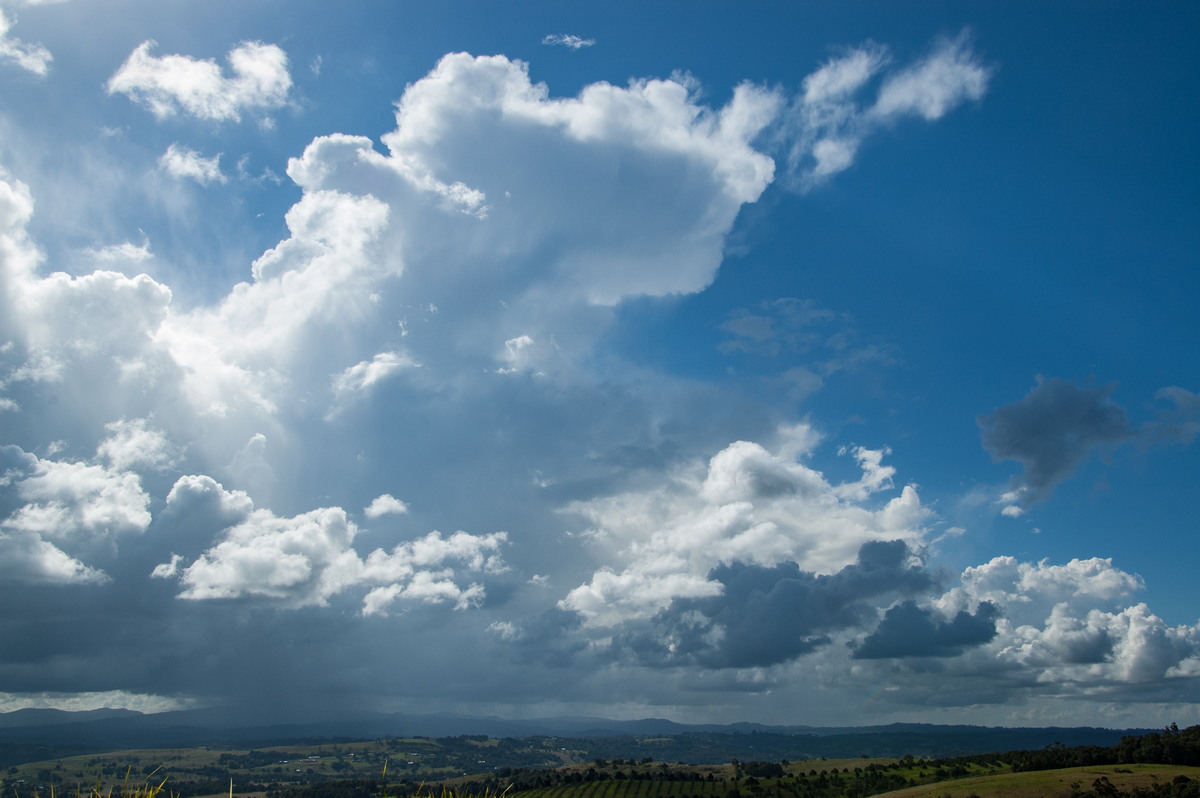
0,0,1198,730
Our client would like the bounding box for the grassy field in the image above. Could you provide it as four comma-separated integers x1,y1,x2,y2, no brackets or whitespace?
872,763,1200,797
7,748,905,795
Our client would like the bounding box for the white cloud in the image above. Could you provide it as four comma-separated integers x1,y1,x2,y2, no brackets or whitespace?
0,172,174,396
16,269,172,355
783,32,990,189
360,530,508,615
0,175,202,463
0,444,152,584
871,33,991,121
85,239,153,265
802,45,888,105
497,334,554,374
368,52,779,302
364,493,408,518
0,9,51,76
1,258,180,451
107,40,292,122
939,556,1144,625
150,553,183,579
5,456,151,543
333,351,416,396
917,556,1200,694
159,144,227,185
1000,499,1025,517
487,620,522,642
164,188,390,419
172,504,360,605
0,169,42,308
163,473,254,525
96,417,179,471
0,528,108,584
157,474,507,614
558,426,931,627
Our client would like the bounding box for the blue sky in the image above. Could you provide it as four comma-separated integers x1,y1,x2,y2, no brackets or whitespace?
1,1,1198,728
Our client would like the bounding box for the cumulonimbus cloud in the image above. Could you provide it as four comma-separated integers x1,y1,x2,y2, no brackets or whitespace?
17,39,1191,718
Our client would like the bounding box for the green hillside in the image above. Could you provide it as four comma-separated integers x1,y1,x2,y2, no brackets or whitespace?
873,763,1200,797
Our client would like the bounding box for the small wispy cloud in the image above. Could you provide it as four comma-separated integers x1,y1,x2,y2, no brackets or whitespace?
0,9,52,75
159,143,227,185
542,33,595,50
85,237,153,264
782,31,991,191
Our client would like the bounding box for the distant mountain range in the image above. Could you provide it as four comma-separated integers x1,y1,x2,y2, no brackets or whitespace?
0,706,1155,765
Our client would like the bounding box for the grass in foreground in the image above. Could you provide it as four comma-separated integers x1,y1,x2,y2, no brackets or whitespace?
23,768,174,798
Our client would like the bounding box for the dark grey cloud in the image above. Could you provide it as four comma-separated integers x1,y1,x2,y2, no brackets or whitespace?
490,605,590,668
979,379,1200,512
852,600,999,659
979,378,1133,508
614,540,937,669
1054,625,1115,666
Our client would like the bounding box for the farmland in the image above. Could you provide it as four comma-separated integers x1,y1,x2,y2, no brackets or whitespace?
3,725,1200,798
